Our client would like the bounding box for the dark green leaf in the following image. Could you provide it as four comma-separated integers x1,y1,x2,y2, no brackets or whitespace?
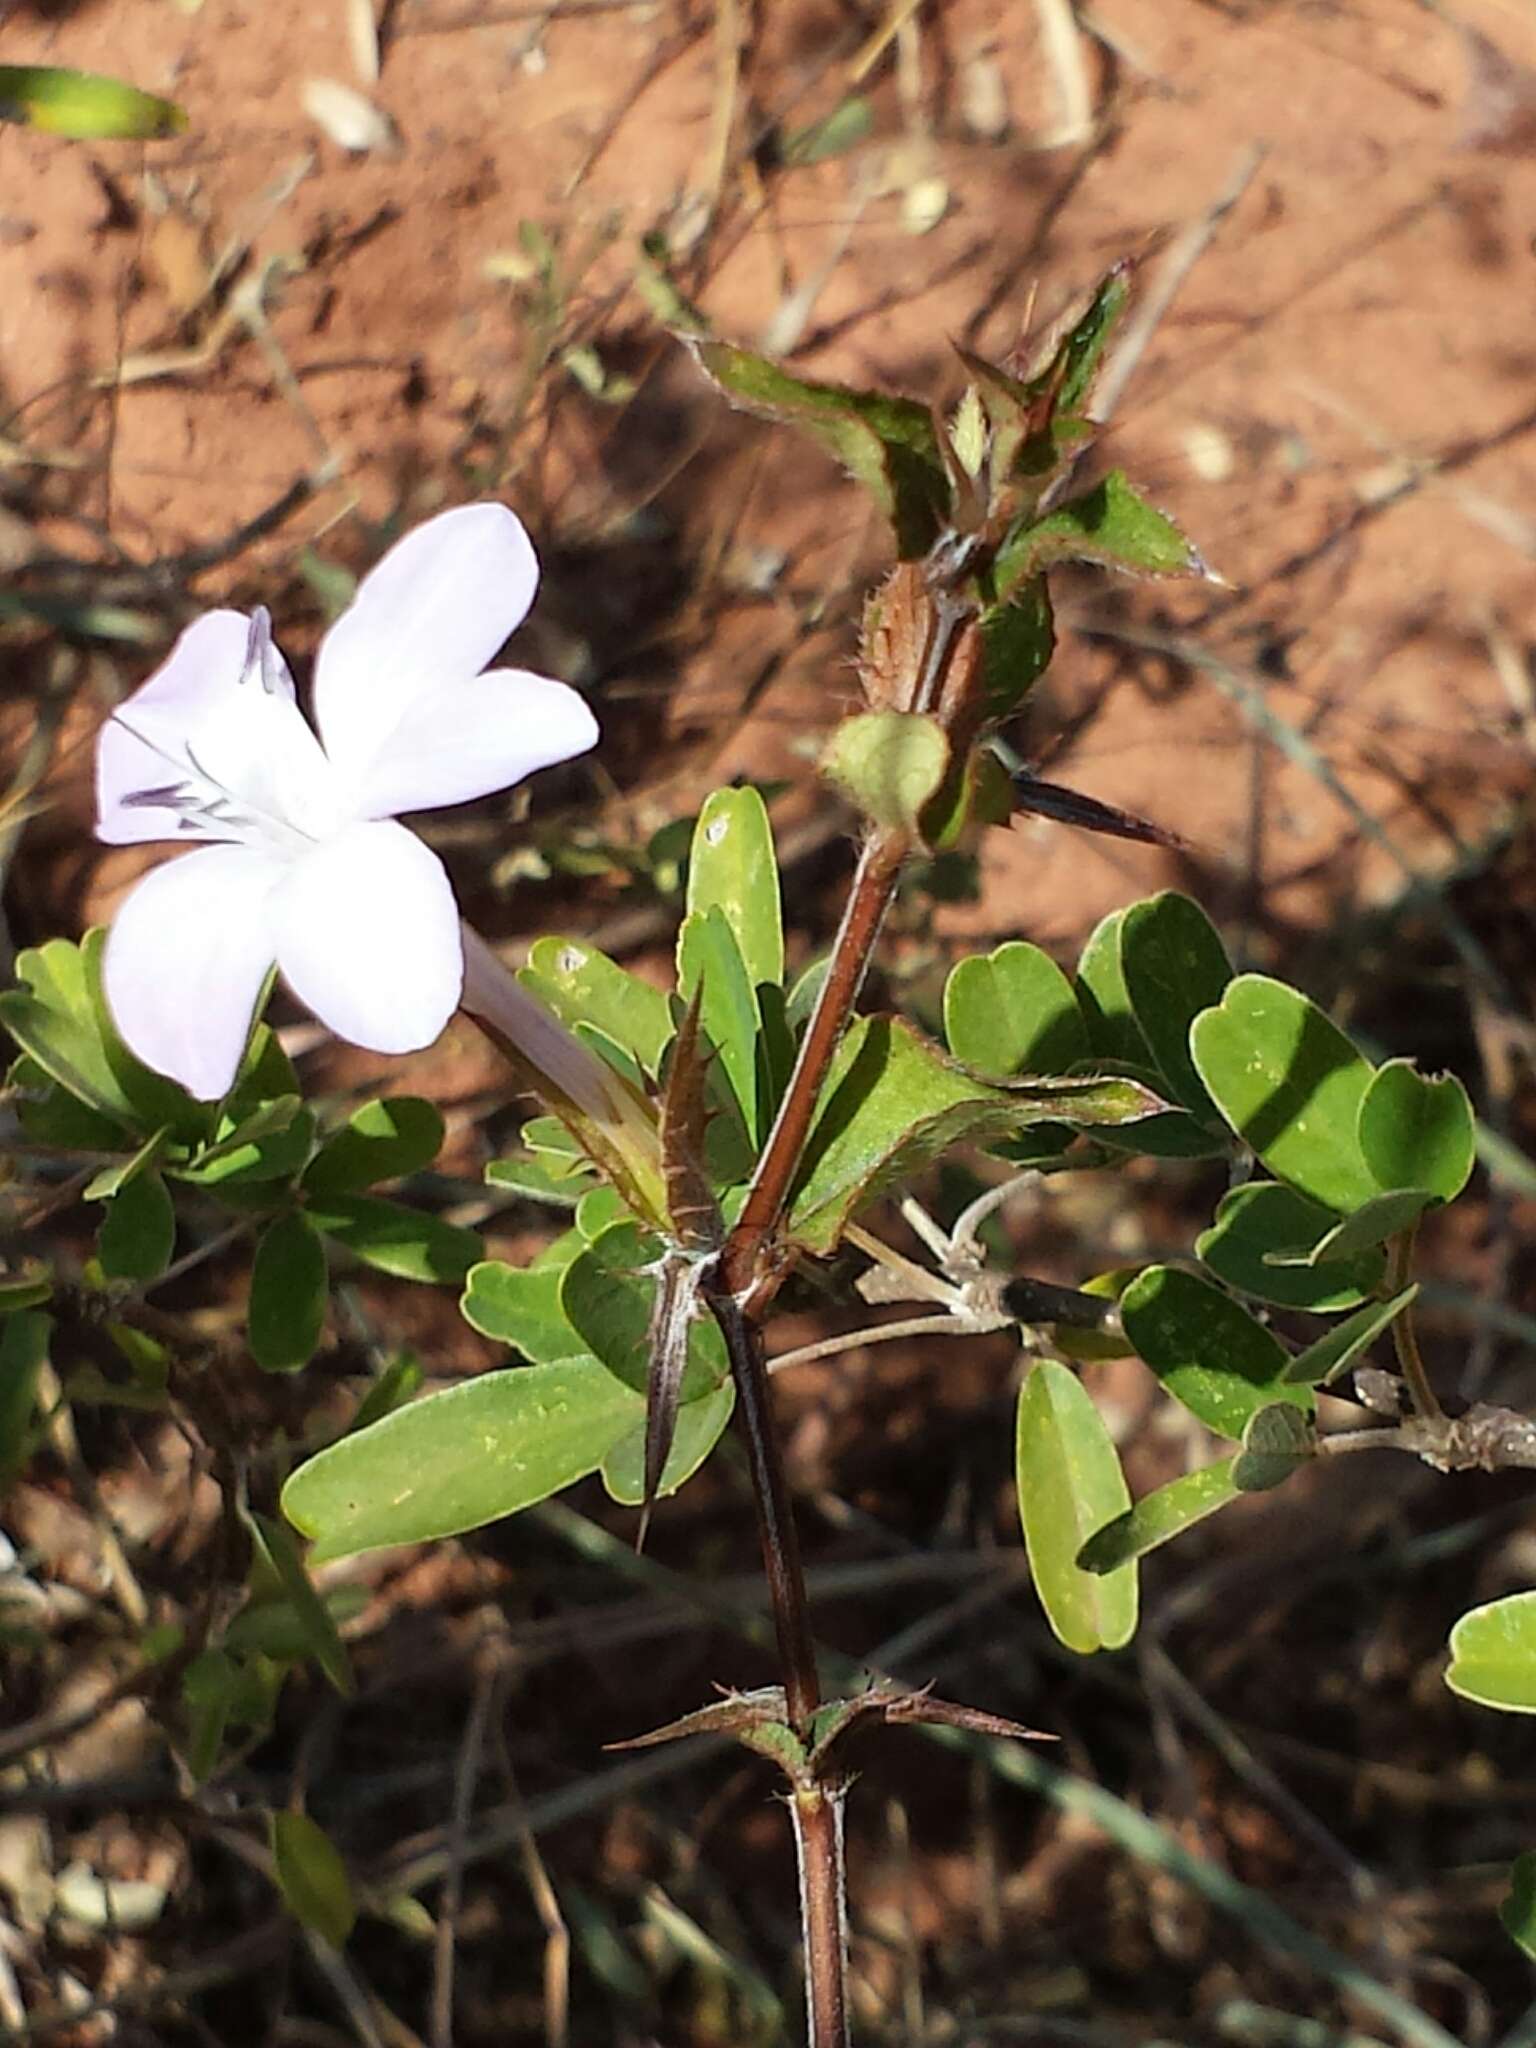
246,1511,353,1696
1120,1265,1312,1439
1119,892,1231,1121
1269,1187,1432,1267
177,1099,313,1188
271,1812,355,1948
1190,975,1379,1213
303,1098,444,1199
689,340,950,556
83,1126,170,1201
676,905,763,1145
1231,1400,1313,1492
283,1362,642,1561
978,580,1055,719
560,1222,726,1401
181,1650,239,1782
1016,1360,1137,1654
1357,1059,1476,1204
0,1311,50,1491
1282,1286,1419,1388
944,940,1088,1077
0,64,186,137
1501,1853,1536,1961
305,1195,480,1286
1075,909,1156,1070
1197,1181,1384,1310
97,1171,175,1284
997,472,1203,593
11,1053,125,1150
249,1212,328,1373
348,1352,424,1432
0,1271,53,1314
1077,1458,1240,1573
686,785,785,991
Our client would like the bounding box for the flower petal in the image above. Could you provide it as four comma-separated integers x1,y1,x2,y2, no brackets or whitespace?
97,609,339,846
272,820,462,1055
103,845,282,1099
312,504,539,791
352,669,598,819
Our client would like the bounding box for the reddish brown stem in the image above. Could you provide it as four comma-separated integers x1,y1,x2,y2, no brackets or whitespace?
791,1785,852,2048
721,823,910,1300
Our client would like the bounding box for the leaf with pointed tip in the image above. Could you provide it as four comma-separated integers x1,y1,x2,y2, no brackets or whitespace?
944,941,1088,1078
1197,1182,1383,1310
1357,1059,1476,1204
1231,1401,1314,1491
283,1361,644,1560
1078,1458,1240,1573
997,472,1204,595
1265,1187,1432,1268
1191,976,1379,1213
978,581,1055,719
686,786,784,991
246,1511,353,1696
1016,1360,1137,1653
1282,1286,1419,1387
1119,1265,1312,1438
520,938,673,1080
689,340,950,556
677,905,762,1148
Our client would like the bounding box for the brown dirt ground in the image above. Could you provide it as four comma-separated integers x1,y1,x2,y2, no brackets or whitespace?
4,0,1536,2041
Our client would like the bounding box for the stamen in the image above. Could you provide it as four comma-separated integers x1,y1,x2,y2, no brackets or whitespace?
239,607,283,696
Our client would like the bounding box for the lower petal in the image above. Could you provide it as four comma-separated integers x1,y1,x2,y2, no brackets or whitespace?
103,846,283,1099
272,821,462,1056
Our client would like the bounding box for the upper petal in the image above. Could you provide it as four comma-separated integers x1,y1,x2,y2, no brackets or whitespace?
271,820,463,1056
97,609,339,846
352,668,598,819
312,504,540,790
103,845,283,1099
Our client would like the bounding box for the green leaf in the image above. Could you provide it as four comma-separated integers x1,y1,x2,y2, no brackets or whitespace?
1282,1287,1419,1387
0,938,143,1130
0,1311,50,1491
82,929,213,1140
1119,1266,1312,1439
1231,1401,1313,1492
1446,1593,1536,1713
1053,266,1133,414
978,581,1055,719
271,1813,355,1948
820,710,949,832
688,340,950,556
520,938,672,1079
246,1512,353,1696
304,1195,480,1286
484,1154,590,1209
600,1379,736,1505
0,64,187,138
11,1054,126,1150
1196,1182,1384,1310
779,95,873,164
1077,1459,1240,1573
1269,1187,1432,1268
283,1362,643,1560
249,1213,328,1373
181,1650,240,1782
686,786,784,990
462,1259,592,1366
1501,1853,1536,1961
1357,1060,1476,1204
83,1126,170,1202
998,472,1203,591
944,941,1088,1077
177,1098,314,1188
97,1170,175,1284
560,1222,726,1401
1075,909,1156,1071
304,1098,444,1199
224,1586,368,1661
1190,975,1379,1213
677,905,763,1145
1119,892,1231,1122
0,1271,53,1314
1016,1361,1137,1654
349,1352,424,1432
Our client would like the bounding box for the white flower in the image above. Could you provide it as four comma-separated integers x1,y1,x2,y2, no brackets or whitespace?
95,503,598,1100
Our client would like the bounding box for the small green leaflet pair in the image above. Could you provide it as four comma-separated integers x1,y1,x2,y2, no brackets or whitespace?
1005,895,1476,1653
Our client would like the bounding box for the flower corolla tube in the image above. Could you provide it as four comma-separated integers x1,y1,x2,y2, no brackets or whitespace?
95,503,598,1100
